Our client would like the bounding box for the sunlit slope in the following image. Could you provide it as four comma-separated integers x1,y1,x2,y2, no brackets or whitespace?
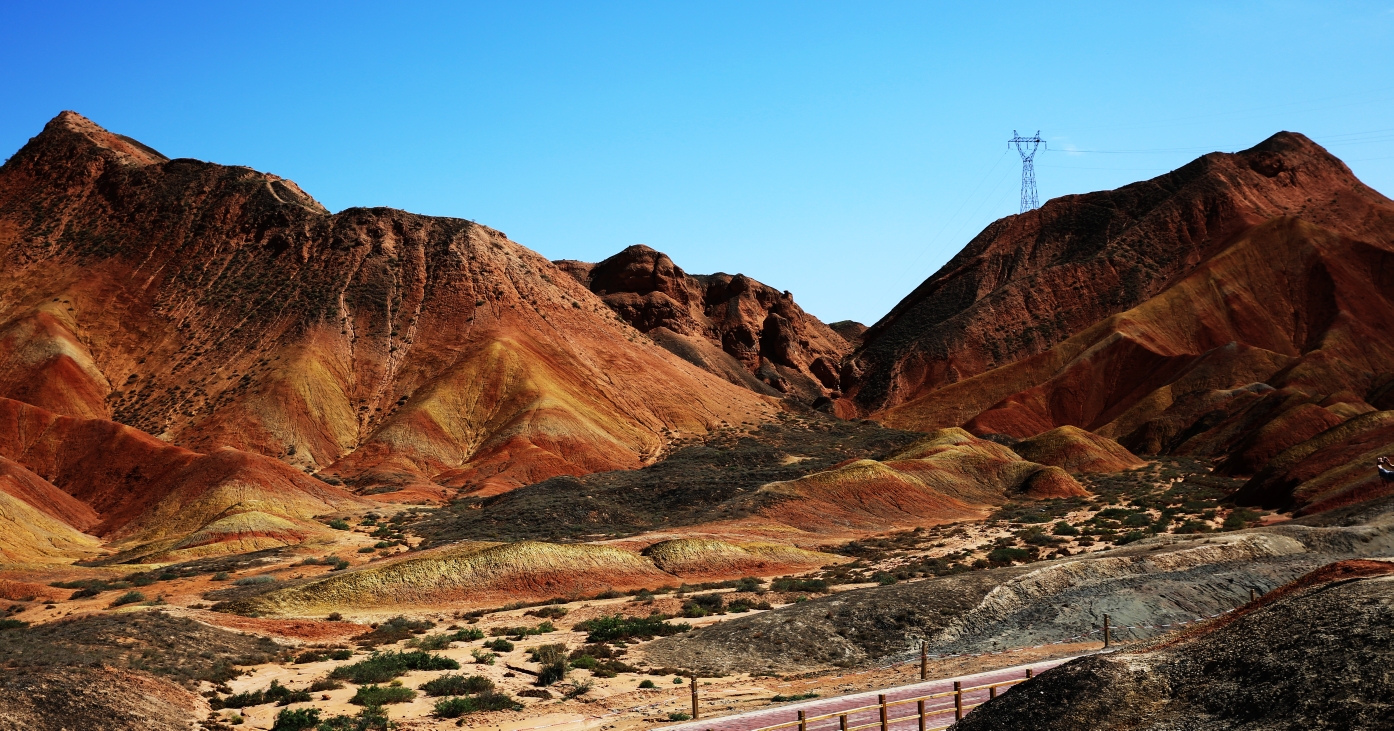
0,112,775,501
0,397,366,561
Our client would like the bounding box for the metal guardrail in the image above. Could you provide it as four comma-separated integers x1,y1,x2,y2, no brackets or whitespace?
751,669,1036,731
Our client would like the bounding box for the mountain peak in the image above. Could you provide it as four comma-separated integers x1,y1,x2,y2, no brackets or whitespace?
34,110,169,166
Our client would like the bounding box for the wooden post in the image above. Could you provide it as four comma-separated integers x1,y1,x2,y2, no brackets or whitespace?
954,681,963,721
839,713,848,731
798,710,807,731
920,640,928,680
1250,587,1256,603
1104,614,1111,649
691,674,699,720
879,693,889,731
917,699,926,731
989,685,997,700
1026,668,1033,680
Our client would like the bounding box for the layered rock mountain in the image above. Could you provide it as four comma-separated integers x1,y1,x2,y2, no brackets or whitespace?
556,245,851,403
0,112,776,507
842,133,1394,496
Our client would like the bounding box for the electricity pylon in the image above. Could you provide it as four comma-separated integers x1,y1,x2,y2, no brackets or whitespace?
1008,131,1045,213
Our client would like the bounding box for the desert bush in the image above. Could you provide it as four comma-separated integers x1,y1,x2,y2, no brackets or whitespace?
109,591,145,607
537,659,567,686
408,634,456,651
328,519,350,530
419,673,494,697
433,693,522,718
0,619,27,630
770,578,828,593
638,679,655,688
668,712,691,721
211,572,231,581
329,650,459,684
270,707,319,731
234,575,275,586
350,683,415,706
1052,521,1080,536
524,606,568,619
452,627,484,641
576,614,691,643
987,547,1033,565
309,678,344,692
483,638,514,652
471,649,496,665
316,706,392,730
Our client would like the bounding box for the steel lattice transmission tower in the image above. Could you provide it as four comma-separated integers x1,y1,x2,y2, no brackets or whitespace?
1008,130,1045,213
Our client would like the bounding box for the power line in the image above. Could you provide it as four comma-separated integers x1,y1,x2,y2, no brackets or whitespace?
1009,131,1045,212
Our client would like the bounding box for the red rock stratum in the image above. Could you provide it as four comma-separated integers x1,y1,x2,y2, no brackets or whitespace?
0,112,776,502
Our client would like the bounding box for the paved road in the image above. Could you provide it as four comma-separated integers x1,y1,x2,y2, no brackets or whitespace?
658,657,1083,731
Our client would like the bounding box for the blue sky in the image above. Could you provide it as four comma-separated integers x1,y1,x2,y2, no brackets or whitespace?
3,2,1393,325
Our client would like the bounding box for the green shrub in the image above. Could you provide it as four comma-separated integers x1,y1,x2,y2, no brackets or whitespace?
772,692,820,702
576,615,691,643
0,619,27,630
329,649,353,660
109,591,145,607
483,638,514,652
770,578,829,593
987,547,1032,565
316,706,392,731
234,575,275,586
638,679,656,689
295,650,328,663
873,572,898,585
433,693,522,718
328,519,351,530
1051,521,1080,536
328,651,459,684
357,546,376,553
668,712,691,721
350,684,416,706
471,649,496,665
420,673,494,697
537,660,567,686
1223,509,1260,530
452,627,484,641
309,678,344,692
409,633,457,651
266,680,312,706
270,707,320,731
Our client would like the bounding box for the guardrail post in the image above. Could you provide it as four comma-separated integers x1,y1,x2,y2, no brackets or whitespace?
1250,587,1256,603
1104,614,1111,649
879,693,889,731
989,685,997,700
798,710,806,731
839,712,848,731
921,640,928,680
917,699,926,731
1026,667,1033,680
954,681,963,721
691,673,699,720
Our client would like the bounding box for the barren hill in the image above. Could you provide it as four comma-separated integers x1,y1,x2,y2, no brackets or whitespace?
0,112,776,502
845,133,1394,490
556,245,852,403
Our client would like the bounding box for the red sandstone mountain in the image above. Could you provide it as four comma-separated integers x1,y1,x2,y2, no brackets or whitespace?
556,245,851,403
0,112,776,506
842,134,1394,497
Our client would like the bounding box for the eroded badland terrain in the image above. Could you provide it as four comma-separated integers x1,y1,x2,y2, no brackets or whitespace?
3,113,1394,731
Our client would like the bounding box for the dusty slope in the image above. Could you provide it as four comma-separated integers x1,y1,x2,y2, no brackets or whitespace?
0,396,365,562
234,540,676,614
644,513,1394,675
744,428,1087,534
557,245,851,403
0,457,102,564
955,563,1394,731
1010,425,1146,473
640,538,842,579
0,112,775,501
843,131,1394,418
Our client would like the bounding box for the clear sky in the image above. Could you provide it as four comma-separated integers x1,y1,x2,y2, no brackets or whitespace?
3,2,1393,325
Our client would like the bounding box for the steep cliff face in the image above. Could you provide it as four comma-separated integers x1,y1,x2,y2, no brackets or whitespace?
844,132,1394,418
0,112,776,500
556,245,851,403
